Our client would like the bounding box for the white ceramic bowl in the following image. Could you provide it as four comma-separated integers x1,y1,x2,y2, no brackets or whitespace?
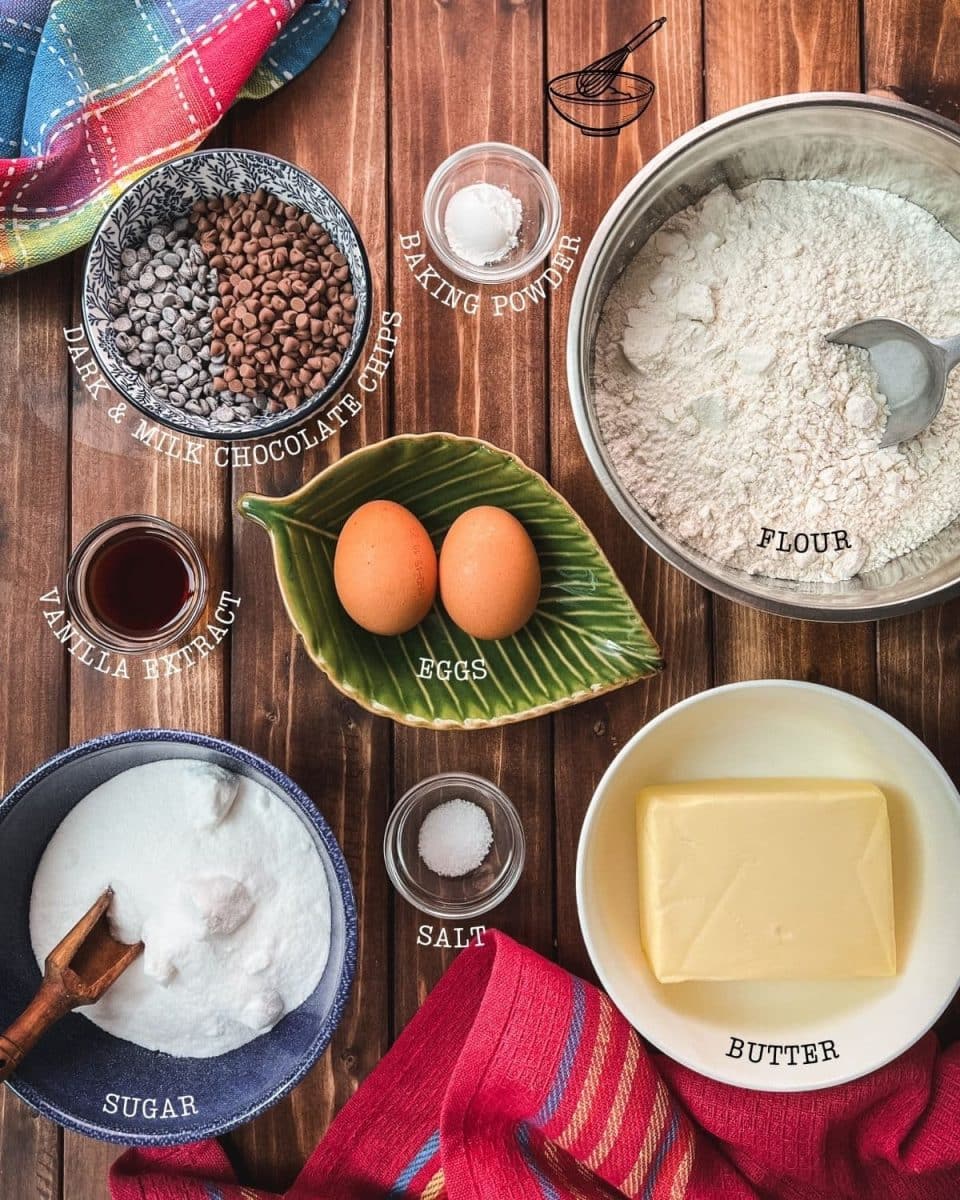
576,681,960,1091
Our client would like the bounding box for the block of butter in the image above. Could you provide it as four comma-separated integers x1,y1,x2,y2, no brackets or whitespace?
637,779,896,983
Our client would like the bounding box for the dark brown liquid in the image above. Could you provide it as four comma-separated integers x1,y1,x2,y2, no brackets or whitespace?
85,531,195,636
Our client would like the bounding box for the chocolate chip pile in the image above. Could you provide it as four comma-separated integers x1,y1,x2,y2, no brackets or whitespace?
108,189,355,426
111,221,223,416
194,190,355,415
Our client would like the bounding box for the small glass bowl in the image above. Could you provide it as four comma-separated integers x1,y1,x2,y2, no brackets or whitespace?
384,772,525,920
422,142,562,285
65,514,209,654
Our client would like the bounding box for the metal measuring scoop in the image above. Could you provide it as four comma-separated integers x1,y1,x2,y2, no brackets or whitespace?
826,318,960,448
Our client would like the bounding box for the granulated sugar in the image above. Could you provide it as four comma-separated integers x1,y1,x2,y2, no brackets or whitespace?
593,179,960,582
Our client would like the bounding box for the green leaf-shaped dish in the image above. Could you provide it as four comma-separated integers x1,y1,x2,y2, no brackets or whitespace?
239,434,661,728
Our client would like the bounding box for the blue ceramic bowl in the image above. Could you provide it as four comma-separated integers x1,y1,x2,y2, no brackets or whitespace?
0,730,357,1145
82,148,372,442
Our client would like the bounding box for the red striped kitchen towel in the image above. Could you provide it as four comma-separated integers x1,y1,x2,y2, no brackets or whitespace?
110,930,960,1199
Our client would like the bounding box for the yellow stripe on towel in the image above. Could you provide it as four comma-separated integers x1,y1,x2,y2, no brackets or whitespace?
558,993,615,1149
421,1167,446,1199
584,1028,641,1171
620,1079,670,1193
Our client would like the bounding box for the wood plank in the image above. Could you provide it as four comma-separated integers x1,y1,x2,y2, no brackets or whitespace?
864,0,960,123
388,0,554,1023
58,64,235,1200
223,0,391,1189
705,0,862,105
0,259,71,1200
61,241,232,1191
864,0,960,1040
59,107,237,1200
546,0,708,980
703,1,876,704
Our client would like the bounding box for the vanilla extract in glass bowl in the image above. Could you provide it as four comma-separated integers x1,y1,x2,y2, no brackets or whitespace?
66,515,208,653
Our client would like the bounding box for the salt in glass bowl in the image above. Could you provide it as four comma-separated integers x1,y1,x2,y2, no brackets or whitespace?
384,772,525,920
65,514,208,654
422,142,562,285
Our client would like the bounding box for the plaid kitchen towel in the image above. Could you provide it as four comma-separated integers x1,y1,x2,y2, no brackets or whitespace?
0,0,347,273
110,931,960,1200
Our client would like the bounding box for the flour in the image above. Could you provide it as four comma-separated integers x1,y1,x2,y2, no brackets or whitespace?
593,179,960,582
29,760,331,1058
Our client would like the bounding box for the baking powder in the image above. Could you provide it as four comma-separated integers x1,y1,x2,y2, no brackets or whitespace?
444,183,522,267
593,180,960,582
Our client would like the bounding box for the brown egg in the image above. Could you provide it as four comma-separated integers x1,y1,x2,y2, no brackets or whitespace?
439,506,541,640
334,500,437,635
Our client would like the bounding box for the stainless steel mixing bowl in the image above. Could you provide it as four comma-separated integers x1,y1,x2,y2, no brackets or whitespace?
567,93,960,621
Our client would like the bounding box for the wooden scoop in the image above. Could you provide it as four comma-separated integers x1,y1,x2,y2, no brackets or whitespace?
0,889,143,1082
575,17,667,98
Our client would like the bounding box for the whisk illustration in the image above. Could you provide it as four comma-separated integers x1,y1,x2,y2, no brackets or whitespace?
575,18,666,97
548,16,666,138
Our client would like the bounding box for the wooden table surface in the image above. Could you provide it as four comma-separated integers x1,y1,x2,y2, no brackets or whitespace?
2,0,960,1195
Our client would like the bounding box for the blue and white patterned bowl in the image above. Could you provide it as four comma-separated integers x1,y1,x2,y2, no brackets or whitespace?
82,149,372,442
0,730,357,1145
